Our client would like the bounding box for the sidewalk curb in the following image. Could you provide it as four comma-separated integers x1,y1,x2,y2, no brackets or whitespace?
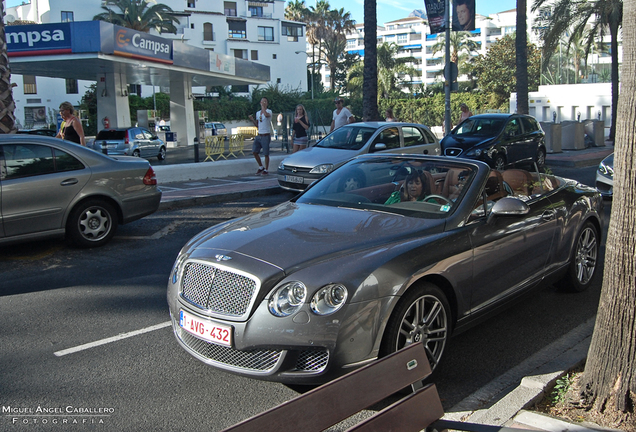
158,186,283,211
444,317,595,427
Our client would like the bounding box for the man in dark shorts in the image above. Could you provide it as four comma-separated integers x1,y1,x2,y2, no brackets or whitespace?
248,97,273,175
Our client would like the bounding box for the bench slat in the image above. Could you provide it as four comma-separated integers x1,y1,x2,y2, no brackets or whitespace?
346,384,444,432
222,344,432,432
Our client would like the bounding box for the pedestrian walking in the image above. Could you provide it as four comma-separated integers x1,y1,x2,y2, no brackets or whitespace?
56,101,85,146
330,98,354,132
291,104,310,153
248,97,272,175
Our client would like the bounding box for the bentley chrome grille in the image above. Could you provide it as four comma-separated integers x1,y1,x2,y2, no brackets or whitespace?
180,261,258,319
177,327,282,372
296,349,329,372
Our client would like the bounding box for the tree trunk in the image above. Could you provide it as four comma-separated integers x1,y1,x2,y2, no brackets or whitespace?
0,1,17,134
580,0,636,414
608,18,620,142
362,0,379,121
515,0,529,115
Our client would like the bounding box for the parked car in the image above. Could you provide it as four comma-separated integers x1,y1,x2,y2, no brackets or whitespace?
595,153,613,198
441,114,547,170
277,122,440,192
168,154,602,384
204,122,227,138
90,127,166,161
17,128,57,137
0,135,162,248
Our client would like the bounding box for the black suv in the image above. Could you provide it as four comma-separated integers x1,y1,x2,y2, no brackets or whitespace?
441,113,546,170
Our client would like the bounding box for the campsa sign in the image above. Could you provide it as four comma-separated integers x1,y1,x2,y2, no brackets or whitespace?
113,27,173,64
6,23,72,57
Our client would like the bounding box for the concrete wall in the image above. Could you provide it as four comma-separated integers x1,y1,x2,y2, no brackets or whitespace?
510,83,612,138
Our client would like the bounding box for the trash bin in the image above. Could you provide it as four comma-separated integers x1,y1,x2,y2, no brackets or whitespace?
561,121,585,150
540,122,562,153
584,120,605,147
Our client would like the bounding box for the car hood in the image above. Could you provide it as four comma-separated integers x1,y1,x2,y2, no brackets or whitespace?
441,134,496,151
281,146,360,169
186,202,444,271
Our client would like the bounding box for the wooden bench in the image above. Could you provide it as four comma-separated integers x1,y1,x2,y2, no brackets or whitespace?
221,344,442,432
222,343,536,432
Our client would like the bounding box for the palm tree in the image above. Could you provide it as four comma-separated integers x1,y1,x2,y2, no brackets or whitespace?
516,0,529,114
580,0,636,415
93,0,180,34
362,0,379,121
284,0,308,22
376,43,419,98
532,0,623,140
0,1,17,133
430,32,479,77
319,7,356,90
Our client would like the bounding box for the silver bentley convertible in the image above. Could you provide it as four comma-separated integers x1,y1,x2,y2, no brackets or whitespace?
167,155,603,384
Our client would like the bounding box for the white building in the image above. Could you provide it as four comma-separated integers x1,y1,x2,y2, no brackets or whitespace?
334,7,617,92
5,0,307,128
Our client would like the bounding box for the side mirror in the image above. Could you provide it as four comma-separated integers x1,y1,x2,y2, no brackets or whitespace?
371,143,387,153
487,197,530,223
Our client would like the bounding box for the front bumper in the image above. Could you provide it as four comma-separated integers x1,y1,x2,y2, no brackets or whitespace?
595,173,613,197
276,170,322,192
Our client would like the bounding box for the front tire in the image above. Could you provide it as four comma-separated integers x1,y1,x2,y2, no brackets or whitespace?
67,200,118,248
493,155,506,170
559,221,599,292
536,148,546,169
380,282,451,374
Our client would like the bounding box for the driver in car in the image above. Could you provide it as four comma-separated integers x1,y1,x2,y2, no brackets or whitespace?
385,170,431,204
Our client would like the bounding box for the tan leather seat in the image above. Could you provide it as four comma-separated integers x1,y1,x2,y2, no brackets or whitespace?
502,169,534,196
485,170,508,201
441,169,464,201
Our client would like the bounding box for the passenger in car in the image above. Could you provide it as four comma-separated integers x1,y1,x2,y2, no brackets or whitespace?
384,170,432,204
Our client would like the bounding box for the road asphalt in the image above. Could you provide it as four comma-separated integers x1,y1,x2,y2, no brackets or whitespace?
152,140,616,431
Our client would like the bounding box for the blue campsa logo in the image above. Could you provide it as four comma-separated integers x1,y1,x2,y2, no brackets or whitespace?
6,29,65,47
116,29,170,55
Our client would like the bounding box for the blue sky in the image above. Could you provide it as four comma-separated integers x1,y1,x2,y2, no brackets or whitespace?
4,0,518,25
327,0,518,25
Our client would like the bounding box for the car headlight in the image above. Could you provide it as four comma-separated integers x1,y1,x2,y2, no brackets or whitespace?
269,281,307,317
278,161,285,170
310,284,348,316
309,164,334,174
599,162,614,177
171,254,188,285
465,148,482,157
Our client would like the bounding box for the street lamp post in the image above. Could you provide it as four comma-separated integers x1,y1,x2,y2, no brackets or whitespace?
295,51,314,100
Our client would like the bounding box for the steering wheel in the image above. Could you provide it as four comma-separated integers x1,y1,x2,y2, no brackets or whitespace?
423,194,452,205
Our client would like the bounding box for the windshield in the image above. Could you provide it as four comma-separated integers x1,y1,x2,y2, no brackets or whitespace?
316,126,377,151
96,130,127,140
297,157,477,219
454,118,505,137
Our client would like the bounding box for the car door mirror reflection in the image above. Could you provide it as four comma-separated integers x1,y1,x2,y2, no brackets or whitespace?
488,197,530,223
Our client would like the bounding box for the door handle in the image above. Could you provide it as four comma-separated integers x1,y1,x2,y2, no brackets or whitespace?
541,210,556,221
60,178,78,186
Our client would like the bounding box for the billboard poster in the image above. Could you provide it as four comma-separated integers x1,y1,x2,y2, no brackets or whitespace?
452,0,476,31
424,0,446,34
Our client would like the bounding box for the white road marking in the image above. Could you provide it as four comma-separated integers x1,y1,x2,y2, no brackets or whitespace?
54,321,171,357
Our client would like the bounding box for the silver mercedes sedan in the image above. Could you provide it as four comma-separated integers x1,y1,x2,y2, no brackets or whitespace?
168,154,602,384
0,135,162,248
